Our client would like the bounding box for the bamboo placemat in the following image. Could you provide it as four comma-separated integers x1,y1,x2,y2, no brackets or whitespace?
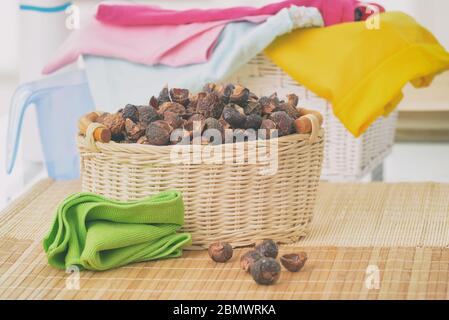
1,244,448,300
302,182,449,247
0,179,448,300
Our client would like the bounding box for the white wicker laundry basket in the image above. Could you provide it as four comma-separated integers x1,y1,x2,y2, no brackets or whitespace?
227,54,398,181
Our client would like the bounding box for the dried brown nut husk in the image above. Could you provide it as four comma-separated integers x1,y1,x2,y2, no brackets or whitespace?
149,96,159,109
269,111,295,137
244,100,262,115
154,120,172,133
208,242,233,263
197,92,224,119
259,119,277,139
222,104,246,129
163,111,184,129
286,93,299,108
170,128,191,145
204,117,224,132
203,83,233,101
260,119,277,130
280,252,308,272
186,92,206,114
248,91,259,101
97,112,125,141
145,120,172,146
278,102,300,119
158,101,186,116
222,84,236,104
184,113,206,132
229,84,250,106
219,116,232,130
203,82,217,93
169,88,190,107
157,85,171,105
124,118,145,142
244,113,263,130
269,92,281,104
136,135,150,145
169,128,191,145
214,83,235,104
250,257,281,285
138,105,160,126
96,112,111,124
259,96,280,116
233,128,258,142
203,117,224,144
185,104,196,114
122,104,139,123
255,239,279,259
240,250,263,273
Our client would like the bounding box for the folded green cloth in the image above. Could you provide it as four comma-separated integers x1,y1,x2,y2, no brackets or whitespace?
43,190,191,271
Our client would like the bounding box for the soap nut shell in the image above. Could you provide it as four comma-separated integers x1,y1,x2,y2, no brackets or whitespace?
208,242,233,263
280,252,308,272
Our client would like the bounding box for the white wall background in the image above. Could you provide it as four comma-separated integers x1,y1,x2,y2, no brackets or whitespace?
0,1,19,74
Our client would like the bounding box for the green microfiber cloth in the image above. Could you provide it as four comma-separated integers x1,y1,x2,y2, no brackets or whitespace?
43,190,191,271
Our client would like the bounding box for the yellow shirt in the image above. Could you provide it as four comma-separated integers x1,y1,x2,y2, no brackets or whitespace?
265,12,449,137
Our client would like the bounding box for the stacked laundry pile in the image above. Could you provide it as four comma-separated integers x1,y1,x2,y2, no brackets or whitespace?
43,0,449,136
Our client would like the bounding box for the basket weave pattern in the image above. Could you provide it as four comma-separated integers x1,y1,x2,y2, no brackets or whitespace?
78,130,324,248
227,54,398,181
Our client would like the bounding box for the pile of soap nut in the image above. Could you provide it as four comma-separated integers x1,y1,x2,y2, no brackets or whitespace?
208,240,307,286
92,83,322,146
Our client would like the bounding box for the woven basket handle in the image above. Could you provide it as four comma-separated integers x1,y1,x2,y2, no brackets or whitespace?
303,114,320,143
84,122,106,152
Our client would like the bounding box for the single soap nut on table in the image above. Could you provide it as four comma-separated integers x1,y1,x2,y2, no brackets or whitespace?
208,242,233,263
240,250,264,273
280,252,308,272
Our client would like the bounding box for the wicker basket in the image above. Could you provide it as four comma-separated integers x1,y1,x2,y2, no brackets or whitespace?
78,117,324,248
227,54,398,181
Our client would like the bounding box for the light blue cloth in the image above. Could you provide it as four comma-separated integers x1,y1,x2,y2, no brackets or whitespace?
84,6,323,111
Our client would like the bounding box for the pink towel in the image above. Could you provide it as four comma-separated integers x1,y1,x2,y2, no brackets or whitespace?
96,0,360,27
42,15,268,75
